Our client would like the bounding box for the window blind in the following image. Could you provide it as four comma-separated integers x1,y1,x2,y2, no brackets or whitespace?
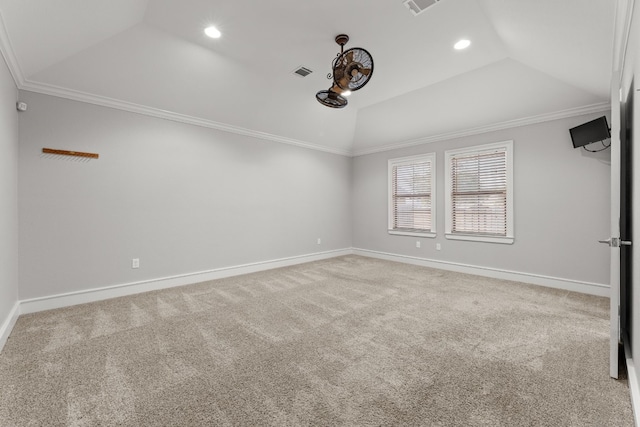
392,161,432,232
450,149,507,236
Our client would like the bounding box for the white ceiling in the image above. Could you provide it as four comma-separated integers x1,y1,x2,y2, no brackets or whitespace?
0,0,615,155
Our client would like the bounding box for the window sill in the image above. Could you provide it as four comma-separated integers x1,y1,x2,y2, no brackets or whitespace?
445,233,514,244
388,230,436,238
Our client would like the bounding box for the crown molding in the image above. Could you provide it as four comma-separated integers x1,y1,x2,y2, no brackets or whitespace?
18,78,612,159
0,12,24,87
351,102,611,157
19,80,353,157
613,0,635,74
14,77,613,160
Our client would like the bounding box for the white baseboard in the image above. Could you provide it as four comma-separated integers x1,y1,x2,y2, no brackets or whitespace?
0,301,20,352
14,246,609,318
20,248,353,315
625,336,640,427
353,248,609,297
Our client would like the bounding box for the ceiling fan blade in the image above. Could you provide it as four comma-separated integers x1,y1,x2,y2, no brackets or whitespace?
337,76,351,90
346,50,354,63
360,67,372,76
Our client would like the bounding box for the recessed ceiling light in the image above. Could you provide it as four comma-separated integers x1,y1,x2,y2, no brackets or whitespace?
205,26,221,39
454,39,471,50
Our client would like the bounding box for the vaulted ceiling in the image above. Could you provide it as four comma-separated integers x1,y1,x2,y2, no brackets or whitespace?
0,0,615,155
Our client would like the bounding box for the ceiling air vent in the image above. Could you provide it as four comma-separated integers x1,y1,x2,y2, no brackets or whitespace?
403,0,440,16
293,66,313,78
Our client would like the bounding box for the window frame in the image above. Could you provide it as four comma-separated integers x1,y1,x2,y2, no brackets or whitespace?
388,153,437,238
444,140,514,244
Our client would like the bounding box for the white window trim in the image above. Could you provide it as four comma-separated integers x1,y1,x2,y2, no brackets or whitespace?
388,230,436,238
444,140,514,244
388,153,437,238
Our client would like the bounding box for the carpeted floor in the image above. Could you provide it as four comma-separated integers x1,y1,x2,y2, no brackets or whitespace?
0,255,634,426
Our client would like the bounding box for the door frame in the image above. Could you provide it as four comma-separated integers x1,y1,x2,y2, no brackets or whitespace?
611,71,622,379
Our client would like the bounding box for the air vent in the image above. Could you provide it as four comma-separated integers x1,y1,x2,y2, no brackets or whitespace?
403,0,440,16
293,66,313,77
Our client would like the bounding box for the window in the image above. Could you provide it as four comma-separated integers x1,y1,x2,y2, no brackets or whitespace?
444,141,513,244
388,153,436,237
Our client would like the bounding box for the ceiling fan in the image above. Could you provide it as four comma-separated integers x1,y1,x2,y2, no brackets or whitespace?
316,34,374,109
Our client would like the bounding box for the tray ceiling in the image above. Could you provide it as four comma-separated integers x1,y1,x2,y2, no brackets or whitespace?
0,0,615,155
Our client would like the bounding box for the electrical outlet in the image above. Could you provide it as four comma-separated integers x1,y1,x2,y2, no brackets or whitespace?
317,238,322,245
416,241,421,248
132,258,140,269
436,243,441,251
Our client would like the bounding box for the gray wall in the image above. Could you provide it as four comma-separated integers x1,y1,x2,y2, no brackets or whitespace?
353,114,611,285
18,92,352,300
13,86,613,303
0,55,18,328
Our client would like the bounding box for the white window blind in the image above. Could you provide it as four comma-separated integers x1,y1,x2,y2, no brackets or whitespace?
388,154,435,235
445,141,513,244
450,149,506,236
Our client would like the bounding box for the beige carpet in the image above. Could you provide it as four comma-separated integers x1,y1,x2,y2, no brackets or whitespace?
0,255,634,426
